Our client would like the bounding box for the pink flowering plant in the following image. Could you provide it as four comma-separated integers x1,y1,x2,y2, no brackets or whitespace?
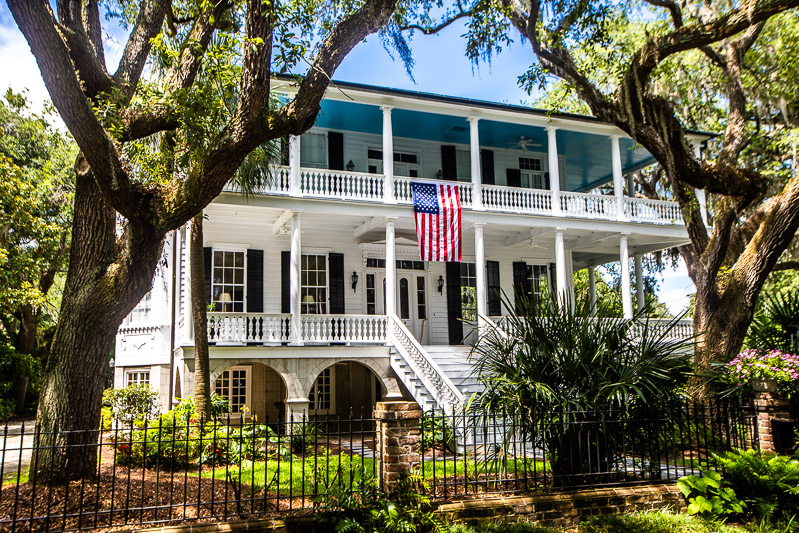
726,349,799,390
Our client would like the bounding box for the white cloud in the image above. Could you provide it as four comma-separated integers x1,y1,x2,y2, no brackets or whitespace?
0,21,51,114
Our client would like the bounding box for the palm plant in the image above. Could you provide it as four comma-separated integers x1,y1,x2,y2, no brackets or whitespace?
746,291,799,354
471,292,693,483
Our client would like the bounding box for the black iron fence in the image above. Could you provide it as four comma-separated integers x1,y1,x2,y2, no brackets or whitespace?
0,412,378,532
418,399,758,499
0,399,759,531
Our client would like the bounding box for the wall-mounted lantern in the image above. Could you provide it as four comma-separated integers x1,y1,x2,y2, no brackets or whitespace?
437,275,445,294
346,160,355,171
351,271,359,292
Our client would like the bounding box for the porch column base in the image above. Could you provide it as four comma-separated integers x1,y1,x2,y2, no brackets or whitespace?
285,398,310,423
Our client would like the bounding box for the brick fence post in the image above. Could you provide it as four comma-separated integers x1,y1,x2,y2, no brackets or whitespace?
374,401,422,492
754,390,791,452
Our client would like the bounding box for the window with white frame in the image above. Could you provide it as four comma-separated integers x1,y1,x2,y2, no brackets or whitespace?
300,132,326,168
212,250,245,312
460,263,477,322
526,264,550,301
309,367,334,413
366,148,419,177
301,254,327,314
126,370,150,387
519,157,548,189
214,366,250,416
128,291,152,323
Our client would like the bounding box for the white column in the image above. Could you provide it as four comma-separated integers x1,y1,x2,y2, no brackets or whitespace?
620,234,633,319
692,142,710,227
468,117,483,209
474,223,487,318
611,135,626,221
382,106,395,203
385,218,397,316
546,126,561,215
588,265,597,317
288,135,301,196
290,212,302,344
554,230,567,307
285,398,310,423
634,253,645,312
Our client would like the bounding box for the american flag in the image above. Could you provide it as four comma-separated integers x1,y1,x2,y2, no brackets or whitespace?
412,181,462,262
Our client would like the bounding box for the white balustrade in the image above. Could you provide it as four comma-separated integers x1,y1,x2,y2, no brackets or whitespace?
625,197,684,225
560,191,617,219
230,166,686,227
300,169,385,201
207,313,290,344
300,314,387,343
482,184,553,215
489,315,694,343
207,313,386,344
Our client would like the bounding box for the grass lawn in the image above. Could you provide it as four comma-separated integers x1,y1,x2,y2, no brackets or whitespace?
191,452,378,496
420,456,549,482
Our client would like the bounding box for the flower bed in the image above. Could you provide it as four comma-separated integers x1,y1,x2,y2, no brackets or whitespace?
726,349,799,390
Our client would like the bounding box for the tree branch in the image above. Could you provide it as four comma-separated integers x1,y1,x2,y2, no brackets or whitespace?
114,0,169,104
772,261,799,271
643,0,683,28
400,10,472,35
237,0,275,126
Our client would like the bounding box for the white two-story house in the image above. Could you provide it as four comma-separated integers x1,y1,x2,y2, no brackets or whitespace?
115,76,704,422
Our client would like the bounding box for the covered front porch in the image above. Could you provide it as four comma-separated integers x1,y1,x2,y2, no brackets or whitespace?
182,201,693,349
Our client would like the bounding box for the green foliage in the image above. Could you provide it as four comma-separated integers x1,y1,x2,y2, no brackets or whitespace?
420,410,454,453
0,337,41,418
473,292,692,412
102,384,160,423
449,524,555,533
100,406,113,431
677,470,745,518
314,467,448,533
576,509,741,533
713,449,799,523
0,399,14,422
746,292,799,355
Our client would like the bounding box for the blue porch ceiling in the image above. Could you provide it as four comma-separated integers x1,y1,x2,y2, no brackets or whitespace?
312,99,655,192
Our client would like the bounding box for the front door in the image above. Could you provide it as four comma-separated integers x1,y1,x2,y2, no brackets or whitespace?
366,271,430,344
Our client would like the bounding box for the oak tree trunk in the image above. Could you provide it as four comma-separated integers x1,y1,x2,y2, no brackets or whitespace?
190,214,213,421
31,170,163,482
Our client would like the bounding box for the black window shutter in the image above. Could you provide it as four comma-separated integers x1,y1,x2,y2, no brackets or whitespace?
445,262,463,345
486,260,501,316
512,261,529,314
441,145,457,181
481,149,495,185
328,253,345,314
246,249,264,313
203,247,213,306
549,262,558,298
328,131,344,170
281,251,290,313
506,168,521,188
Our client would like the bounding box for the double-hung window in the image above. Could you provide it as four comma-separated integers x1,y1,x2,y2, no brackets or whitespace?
526,265,550,301
126,370,150,387
128,291,152,323
212,251,245,312
214,366,250,416
301,133,327,168
519,157,548,189
301,254,327,314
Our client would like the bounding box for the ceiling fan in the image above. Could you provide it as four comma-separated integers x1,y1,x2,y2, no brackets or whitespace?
510,136,542,152
528,237,550,250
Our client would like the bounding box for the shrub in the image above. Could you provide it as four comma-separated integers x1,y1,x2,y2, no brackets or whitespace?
725,349,799,391
713,449,799,522
0,398,14,421
677,470,744,518
102,384,160,423
577,509,740,533
420,411,455,453
100,406,113,430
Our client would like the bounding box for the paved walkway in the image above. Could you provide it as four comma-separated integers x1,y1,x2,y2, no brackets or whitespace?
0,419,36,479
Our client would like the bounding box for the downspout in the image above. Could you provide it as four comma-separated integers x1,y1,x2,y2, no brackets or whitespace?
168,228,179,410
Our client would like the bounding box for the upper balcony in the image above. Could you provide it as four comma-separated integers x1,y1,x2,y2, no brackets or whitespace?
235,165,684,226
236,77,711,228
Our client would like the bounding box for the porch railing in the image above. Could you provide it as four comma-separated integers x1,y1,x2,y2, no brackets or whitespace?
490,316,694,342
227,166,685,226
206,313,387,345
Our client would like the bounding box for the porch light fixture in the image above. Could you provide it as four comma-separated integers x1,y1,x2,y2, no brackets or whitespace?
351,271,359,292
437,275,445,294
346,160,355,171
435,169,443,180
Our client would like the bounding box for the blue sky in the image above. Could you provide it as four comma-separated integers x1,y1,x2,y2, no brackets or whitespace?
0,7,695,314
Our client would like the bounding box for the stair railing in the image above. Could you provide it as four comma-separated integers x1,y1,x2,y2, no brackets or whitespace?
387,315,464,415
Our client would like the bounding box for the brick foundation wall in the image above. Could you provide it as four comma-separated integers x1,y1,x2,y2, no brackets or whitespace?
435,484,686,529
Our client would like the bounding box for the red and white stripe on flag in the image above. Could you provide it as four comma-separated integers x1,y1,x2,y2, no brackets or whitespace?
411,181,462,262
